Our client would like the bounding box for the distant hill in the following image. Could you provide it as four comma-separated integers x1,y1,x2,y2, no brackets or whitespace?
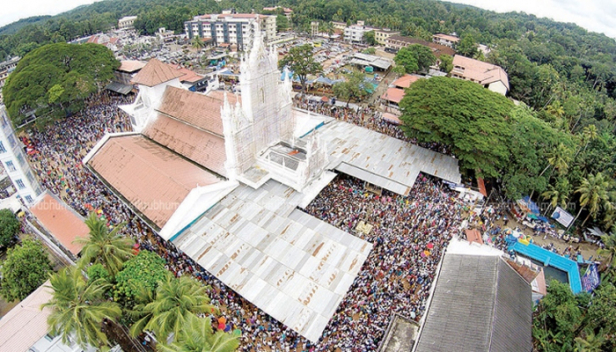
0,16,51,36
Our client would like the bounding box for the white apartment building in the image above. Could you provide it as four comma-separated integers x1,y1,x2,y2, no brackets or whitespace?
184,13,276,50
0,105,44,206
118,16,137,30
344,25,374,43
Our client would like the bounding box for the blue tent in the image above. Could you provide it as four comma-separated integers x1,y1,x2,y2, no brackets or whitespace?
522,196,541,215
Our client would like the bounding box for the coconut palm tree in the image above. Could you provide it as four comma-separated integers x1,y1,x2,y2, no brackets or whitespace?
158,314,239,352
539,143,573,180
581,124,598,153
130,273,217,341
597,232,616,277
191,35,205,50
574,172,613,228
43,267,121,350
74,213,134,277
542,178,571,213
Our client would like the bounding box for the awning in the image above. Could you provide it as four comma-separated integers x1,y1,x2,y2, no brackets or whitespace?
105,81,133,95
477,177,487,197
382,112,402,125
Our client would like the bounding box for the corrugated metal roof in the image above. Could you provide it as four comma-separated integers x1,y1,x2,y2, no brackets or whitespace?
87,135,221,229
173,180,372,343
131,58,184,87
143,114,227,177
315,120,461,195
30,193,89,255
415,254,532,352
0,282,53,352
157,86,225,136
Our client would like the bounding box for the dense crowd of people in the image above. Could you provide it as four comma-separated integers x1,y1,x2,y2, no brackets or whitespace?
20,91,482,351
293,97,452,155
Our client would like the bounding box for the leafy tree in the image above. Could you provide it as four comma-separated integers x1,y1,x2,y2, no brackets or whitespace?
597,233,616,278
276,14,289,32
278,44,322,93
3,43,119,125
44,267,121,350
438,54,453,73
158,314,239,352
394,44,435,74
502,104,565,199
363,30,377,46
362,47,376,55
75,213,134,278
130,273,217,340
114,250,167,301
0,238,52,301
86,263,111,283
399,77,513,177
332,71,371,105
574,172,613,227
0,208,20,248
541,178,572,213
456,33,478,57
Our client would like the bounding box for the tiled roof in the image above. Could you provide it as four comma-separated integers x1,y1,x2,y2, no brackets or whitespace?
381,87,405,104
464,228,484,245
452,55,510,90
167,64,204,83
30,193,89,255
415,254,532,352
392,74,420,89
87,135,221,229
118,60,146,73
0,282,53,352
143,114,227,177
386,35,455,57
157,86,227,135
131,58,185,87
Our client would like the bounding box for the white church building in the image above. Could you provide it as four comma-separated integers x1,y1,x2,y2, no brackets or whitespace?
84,24,461,343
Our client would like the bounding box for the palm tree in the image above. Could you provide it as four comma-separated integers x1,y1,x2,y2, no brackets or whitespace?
130,273,217,341
158,314,239,352
542,178,571,213
43,267,121,350
191,35,205,50
75,213,134,277
581,124,598,153
540,143,573,178
574,172,613,228
597,232,616,277
574,328,606,352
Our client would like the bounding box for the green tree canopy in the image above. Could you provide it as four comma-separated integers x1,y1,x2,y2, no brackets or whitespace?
333,71,371,105
44,266,121,350
0,238,52,301
278,44,322,93
438,54,453,73
0,208,20,248
394,44,436,74
363,30,377,46
158,314,240,352
399,77,514,177
75,213,134,278
3,43,118,125
456,32,478,57
130,273,217,340
114,250,167,301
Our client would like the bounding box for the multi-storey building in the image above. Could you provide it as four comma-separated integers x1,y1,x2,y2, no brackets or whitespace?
118,15,137,30
432,33,460,48
344,25,374,43
0,105,44,206
184,13,276,50
0,56,19,103
374,29,400,45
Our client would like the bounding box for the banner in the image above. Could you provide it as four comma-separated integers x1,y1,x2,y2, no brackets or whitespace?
581,264,600,293
551,206,574,227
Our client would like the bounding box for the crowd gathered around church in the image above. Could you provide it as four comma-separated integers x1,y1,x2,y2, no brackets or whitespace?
21,91,491,351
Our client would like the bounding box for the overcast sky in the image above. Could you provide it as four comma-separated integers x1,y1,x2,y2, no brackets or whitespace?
1,0,615,39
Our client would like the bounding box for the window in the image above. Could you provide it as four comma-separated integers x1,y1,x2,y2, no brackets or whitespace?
5,160,15,172
16,153,25,166
26,171,35,184
15,179,25,189
7,135,16,148
25,195,33,203
0,141,6,153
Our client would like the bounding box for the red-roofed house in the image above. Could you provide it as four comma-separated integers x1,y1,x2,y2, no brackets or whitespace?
381,87,406,109
432,33,460,48
451,55,509,95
